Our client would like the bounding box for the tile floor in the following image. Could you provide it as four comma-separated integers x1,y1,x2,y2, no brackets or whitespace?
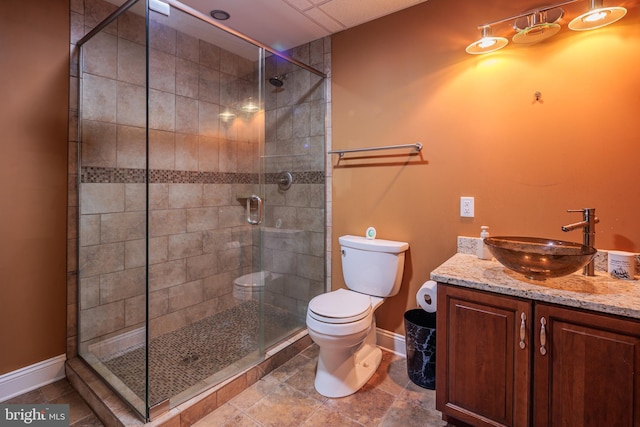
194,345,447,427
2,377,103,426
4,345,448,426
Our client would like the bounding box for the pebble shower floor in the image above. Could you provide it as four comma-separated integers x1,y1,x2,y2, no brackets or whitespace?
101,301,302,405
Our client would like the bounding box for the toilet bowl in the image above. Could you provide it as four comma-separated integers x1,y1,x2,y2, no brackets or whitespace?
306,288,385,398
233,271,275,301
306,235,409,398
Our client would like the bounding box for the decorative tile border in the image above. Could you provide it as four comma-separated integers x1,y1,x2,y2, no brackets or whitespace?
82,167,146,184
264,171,325,185
81,167,325,185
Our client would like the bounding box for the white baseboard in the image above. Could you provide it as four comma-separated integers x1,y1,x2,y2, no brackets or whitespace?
376,328,406,357
0,355,66,402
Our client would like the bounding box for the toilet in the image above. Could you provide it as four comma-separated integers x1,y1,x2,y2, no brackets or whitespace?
306,234,409,398
233,271,272,301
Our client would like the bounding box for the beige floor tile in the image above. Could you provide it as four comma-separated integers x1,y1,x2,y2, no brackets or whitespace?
397,381,438,411
323,384,396,426
3,379,105,427
8,348,444,427
52,389,95,425
268,353,313,383
284,356,326,401
3,389,44,404
299,405,363,426
193,402,260,427
301,344,319,359
243,382,323,427
228,376,280,411
71,413,105,427
367,351,411,397
380,398,448,427
40,379,76,401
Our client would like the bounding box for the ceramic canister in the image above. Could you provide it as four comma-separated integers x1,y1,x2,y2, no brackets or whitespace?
608,251,636,280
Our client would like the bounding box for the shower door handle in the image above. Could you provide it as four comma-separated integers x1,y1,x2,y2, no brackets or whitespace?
246,195,263,225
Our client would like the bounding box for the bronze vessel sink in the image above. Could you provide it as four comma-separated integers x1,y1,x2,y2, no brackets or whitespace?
484,236,597,280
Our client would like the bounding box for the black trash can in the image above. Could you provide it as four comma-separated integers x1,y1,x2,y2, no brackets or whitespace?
404,309,436,389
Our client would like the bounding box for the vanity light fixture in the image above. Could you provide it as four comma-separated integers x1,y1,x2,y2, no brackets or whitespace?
466,0,627,54
568,0,627,30
466,26,509,54
512,8,564,44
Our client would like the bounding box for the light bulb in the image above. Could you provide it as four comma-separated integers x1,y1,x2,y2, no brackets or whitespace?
569,5,626,31
466,36,508,54
583,10,609,22
219,110,236,122
478,38,497,49
240,98,260,113
466,26,508,54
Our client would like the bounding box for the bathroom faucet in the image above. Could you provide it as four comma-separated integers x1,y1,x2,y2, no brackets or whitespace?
561,208,599,276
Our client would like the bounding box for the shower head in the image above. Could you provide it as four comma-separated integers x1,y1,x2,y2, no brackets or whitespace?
268,75,286,88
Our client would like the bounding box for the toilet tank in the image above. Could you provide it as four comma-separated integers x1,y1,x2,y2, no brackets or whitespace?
339,235,409,297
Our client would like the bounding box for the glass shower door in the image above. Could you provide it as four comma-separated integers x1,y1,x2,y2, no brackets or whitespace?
77,0,149,417
145,3,266,410
259,52,327,350
77,0,325,419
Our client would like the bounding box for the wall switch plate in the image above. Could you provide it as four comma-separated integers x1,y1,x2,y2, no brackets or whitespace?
460,197,474,217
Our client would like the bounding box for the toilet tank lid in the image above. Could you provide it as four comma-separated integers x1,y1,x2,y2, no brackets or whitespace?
339,235,409,253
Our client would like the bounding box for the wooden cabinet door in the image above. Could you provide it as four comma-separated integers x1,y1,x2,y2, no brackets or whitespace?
437,284,532,427
534,303,640,427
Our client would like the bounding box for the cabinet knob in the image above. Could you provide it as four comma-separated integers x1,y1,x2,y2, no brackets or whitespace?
540,317,547,356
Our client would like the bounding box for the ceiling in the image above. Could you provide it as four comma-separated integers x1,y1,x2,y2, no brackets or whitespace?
177,0,429,52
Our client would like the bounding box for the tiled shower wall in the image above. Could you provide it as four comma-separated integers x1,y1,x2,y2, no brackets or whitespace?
69,0,330,356
78,5,261,348
260,50,327,317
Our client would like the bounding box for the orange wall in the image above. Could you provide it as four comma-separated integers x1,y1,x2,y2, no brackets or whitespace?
0,0,69,374
332,0,640,334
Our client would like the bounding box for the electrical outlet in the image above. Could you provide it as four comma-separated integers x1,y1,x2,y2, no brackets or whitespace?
460,197,474,217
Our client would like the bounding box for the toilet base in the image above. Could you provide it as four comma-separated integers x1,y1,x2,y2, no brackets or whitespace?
314,343,382,398
312,323,382,398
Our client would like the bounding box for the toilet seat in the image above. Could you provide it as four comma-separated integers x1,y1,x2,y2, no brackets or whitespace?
308,289,371,324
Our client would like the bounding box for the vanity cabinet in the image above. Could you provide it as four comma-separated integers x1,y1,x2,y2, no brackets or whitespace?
436,283,640,427
533,303,640,426
436,284,532,426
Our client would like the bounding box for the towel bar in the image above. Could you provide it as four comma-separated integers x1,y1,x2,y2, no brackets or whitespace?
328,142,422,158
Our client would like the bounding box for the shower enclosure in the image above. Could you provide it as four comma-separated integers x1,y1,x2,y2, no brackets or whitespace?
76,0,326,419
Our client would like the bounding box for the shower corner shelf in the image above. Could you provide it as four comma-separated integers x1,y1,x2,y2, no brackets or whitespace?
328,142,423,158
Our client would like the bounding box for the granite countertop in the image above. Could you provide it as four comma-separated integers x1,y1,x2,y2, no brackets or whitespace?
431,253,640,320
